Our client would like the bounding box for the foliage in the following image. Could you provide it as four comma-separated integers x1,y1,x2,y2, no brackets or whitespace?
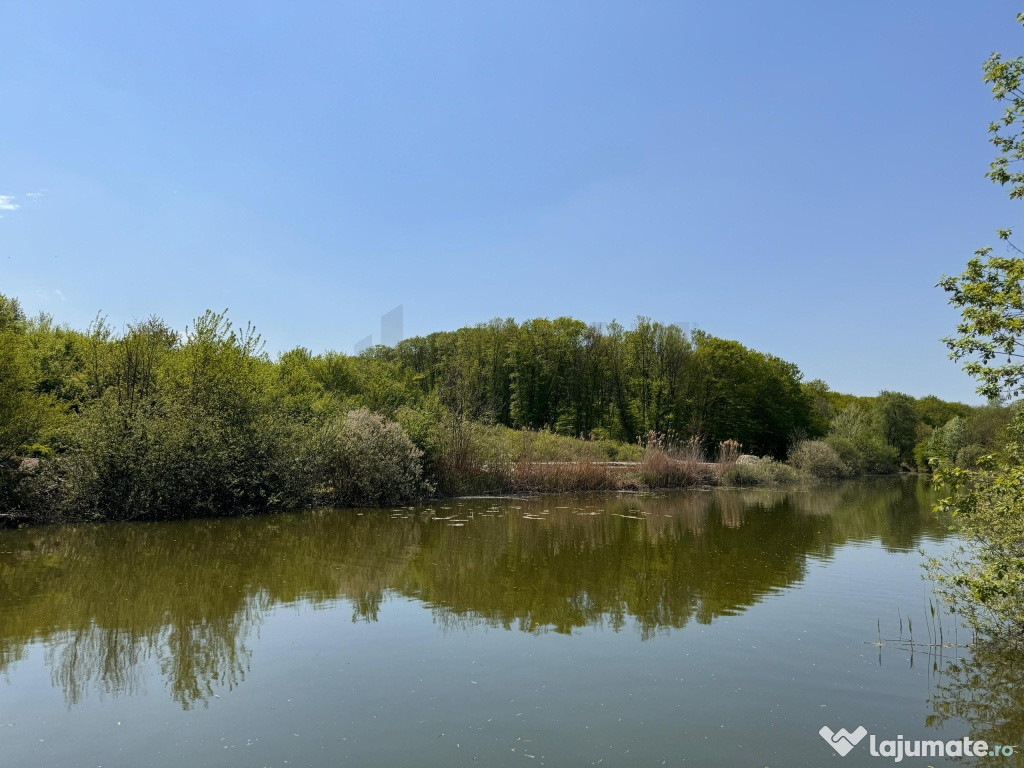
421,416,643,496
915,394,973,429
11,309,431,523
309,409,430,507
929,412,1024,643
685,332,814,457
930,10,1024,647
30,314,292,521
916,415,967,468
824,404,900,474
914,404,1016,470
955,443,989,468
391,319,817,455
940,22,1024,400
788,440,851,479
871,391,919,465
983,21,1024,199
0,293,984,521
801,379,835,437
718,457,799,486
0,297,53,463
940,250,1024,400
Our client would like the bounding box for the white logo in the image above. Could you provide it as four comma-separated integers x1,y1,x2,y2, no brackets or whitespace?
820,725,868,757
818,724,1013,761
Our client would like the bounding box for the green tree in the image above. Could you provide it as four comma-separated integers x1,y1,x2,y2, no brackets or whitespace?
932,12,1024,644
685,333,812,457
940,19,1024,400
872,391,918,465
825,403,899,475
915,394,972,429
802,379,834,437
0,296,51,462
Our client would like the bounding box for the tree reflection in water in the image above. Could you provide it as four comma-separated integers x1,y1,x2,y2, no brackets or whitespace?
0,478,953,710
927,638,1024,764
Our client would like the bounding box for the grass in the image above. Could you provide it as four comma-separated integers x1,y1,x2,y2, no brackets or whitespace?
429,425,810,497
637,444,712,488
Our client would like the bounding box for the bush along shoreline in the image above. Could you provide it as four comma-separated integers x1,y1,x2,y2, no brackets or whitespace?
0,430,898,528
1,296,1005,526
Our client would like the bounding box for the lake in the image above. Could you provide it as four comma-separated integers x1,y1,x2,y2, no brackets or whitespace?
1,477,1021,767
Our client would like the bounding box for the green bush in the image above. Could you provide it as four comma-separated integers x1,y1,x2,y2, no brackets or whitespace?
718,457,799,486
825,435,899,475
30,395,292,522
0,297,53,463
824,404,900,474
18,312,433,522
916,410,1015,472
922,415,966,467
309,408,431,507
955,443,989,469
930,411,1024,643
913,439,934,471
788,440,851,478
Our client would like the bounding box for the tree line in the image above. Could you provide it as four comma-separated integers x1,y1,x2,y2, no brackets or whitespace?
373,317,814,457
0,294,1000,522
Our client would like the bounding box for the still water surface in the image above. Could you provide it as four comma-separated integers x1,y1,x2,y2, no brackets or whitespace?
1,478,1021,766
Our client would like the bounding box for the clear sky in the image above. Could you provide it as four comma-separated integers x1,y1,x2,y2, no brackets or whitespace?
2,1,1020,403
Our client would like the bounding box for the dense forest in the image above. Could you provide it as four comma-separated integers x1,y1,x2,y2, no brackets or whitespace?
377,317,813,454
0,293,1015,523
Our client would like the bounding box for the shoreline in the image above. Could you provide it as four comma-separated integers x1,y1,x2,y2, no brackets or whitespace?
0,469,914,529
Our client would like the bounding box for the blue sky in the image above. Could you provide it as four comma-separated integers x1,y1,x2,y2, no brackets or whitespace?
1,1,1020,402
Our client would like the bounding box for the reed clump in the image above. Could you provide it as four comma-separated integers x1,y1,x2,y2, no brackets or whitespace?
638,433,713,488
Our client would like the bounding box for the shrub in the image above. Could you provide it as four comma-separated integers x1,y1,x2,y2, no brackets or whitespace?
788,440,850,479
929,411,1024,644
0,464,28,524
31,394,296,522
418,417,644,495
913,439,934,471
424,416,514,496
955,443,989,469
824,403,901,474
510,426,642,463
918,415,966,469
311,408,431,507
638,445,710,488
0,297,53,463
637,433,711,488
718,457,799,486
825,434,899,475
24,444,52,459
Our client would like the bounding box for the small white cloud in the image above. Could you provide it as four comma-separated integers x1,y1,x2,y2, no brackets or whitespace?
0,195,20,212
25,191,44,201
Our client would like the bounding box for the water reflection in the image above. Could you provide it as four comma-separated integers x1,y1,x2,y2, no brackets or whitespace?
928,639,1024,763
0,478,945,709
